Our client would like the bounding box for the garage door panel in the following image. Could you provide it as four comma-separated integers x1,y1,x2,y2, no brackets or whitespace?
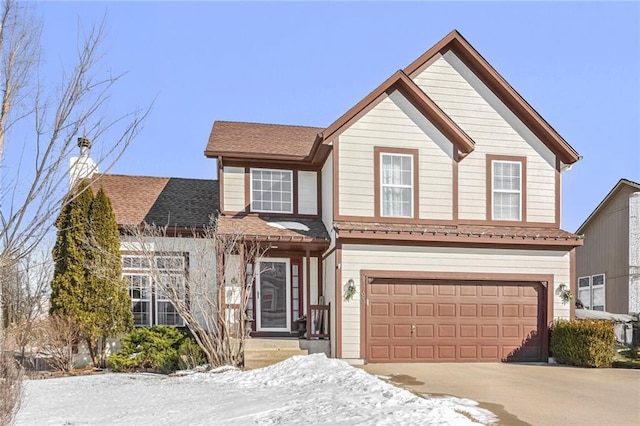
416,345,435,360
416,324,434,337
459,324,477,338
393,346,413,360
393,303,412,316
416,303,434,317
459,304,477,317
367,280,545,363
438,304,456,317
459,346,478,359
437,324,456,338
481,304,499,317
370,302,390,316
393,324,412,338
370,324,390,338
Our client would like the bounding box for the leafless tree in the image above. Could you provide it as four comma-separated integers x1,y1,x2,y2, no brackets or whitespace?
123,218,268,368
0,0,148,422
37,314,79,372
0,349,22,425
0,0,148,326
3,250,50,368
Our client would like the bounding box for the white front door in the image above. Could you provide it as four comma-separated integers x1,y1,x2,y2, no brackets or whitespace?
256,258,291,332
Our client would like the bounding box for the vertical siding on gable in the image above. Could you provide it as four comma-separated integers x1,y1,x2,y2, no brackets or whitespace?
298,171,318,215
222,166,246,212
414,52,557,223
576,186,634,313
339,244,571,360
338,91,453,220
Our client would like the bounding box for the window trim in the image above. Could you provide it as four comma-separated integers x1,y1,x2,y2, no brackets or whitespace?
249,168,294,214
374,147,419,219
577,274,606,311
486,154,527,223
122,252,188,327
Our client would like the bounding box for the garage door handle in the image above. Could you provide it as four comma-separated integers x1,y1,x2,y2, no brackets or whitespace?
411,324,416,334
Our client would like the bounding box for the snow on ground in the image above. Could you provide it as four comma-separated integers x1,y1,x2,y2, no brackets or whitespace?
15,354,497,425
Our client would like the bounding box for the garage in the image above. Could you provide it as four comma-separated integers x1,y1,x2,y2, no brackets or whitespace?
365,279,547,363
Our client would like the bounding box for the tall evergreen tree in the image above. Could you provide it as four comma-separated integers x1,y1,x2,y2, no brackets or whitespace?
50,182,94,319
51,183,132,367
85,188,133,366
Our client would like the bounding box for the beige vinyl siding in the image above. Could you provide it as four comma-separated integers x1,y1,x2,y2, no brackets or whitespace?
321,152,335,247
223,166,246,212
338,90,453,220
298,171,318,215
339,244,571,360
414,52,557,223
576,186,634,313
322,252,336,358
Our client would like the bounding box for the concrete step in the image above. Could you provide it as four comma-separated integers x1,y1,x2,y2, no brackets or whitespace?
244,348,308,360
243,342,308,370
244,338,303,350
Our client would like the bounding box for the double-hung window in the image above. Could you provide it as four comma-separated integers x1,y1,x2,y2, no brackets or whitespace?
578,274,605,311
250,168,293,213
122,254,186,327
491,160,522,221
380,153,414,218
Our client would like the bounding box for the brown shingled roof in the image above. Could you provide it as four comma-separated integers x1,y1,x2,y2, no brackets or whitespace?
204,121,322,159
91,174,218,227
334,221,583,246
218,215,330,244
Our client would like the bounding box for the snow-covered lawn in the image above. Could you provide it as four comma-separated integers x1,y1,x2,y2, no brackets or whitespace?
16,354,496,425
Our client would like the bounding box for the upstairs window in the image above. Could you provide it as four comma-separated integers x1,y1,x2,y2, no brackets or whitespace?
380,153,414,218
578,274,605,311
491,160,522,221
250,169,293,213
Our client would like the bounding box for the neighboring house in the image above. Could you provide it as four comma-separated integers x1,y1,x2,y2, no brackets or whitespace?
95,30,583,363
575,179,640,314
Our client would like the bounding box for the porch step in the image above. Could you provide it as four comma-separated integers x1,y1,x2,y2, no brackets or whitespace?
243,338,308,369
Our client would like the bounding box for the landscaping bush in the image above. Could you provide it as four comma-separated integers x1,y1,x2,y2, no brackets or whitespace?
550,319,616,367
108,326,203,373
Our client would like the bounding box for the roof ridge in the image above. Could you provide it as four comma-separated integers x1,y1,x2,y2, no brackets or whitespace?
96,173,215,182
214,120,323,130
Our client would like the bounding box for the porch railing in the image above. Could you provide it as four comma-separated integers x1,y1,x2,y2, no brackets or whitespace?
308,304,330,339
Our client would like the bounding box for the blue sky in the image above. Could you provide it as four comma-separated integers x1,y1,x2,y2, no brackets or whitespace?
36,1,639,232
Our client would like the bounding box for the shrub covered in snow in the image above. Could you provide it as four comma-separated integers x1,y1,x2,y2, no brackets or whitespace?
108,326,204,373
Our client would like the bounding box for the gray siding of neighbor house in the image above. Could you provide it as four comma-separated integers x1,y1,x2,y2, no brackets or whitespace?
576,185,636,314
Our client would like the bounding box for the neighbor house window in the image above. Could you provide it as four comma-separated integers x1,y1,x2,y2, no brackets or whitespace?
123,254,186,326
250,168,293,213
578,274,606,311
380,153,414,218
491,160,522,221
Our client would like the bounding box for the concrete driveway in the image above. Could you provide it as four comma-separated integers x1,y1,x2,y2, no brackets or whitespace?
361,363,640,426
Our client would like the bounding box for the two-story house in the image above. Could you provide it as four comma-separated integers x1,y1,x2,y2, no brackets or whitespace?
96,30,582,364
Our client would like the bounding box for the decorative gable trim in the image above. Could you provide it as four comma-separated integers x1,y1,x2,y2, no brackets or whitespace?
405,30,580,165
318,70,475,156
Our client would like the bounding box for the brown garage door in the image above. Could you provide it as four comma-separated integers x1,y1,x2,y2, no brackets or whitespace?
366,279,546,362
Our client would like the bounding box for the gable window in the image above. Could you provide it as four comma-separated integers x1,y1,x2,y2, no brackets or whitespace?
578,274,606,311
250,168,293,213
380,153,414,218
123,254,186,327
491,159,523,221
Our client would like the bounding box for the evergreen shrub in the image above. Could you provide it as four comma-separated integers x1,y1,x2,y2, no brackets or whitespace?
550,319,616,367
108,326,203,373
